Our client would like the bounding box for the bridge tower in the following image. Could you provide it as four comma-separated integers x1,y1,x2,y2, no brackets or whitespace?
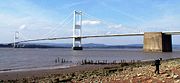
72,11,83,50
13,31,19,48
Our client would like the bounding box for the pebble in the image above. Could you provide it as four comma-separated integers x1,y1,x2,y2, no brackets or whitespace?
137,73,142,77
164,73,170,77
147,79,153,83
173,74,179,79
174,80,180,83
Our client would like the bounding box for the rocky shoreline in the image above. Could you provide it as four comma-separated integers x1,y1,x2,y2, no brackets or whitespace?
1,58,180,83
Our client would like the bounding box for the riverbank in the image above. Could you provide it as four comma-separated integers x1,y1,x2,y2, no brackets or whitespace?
0,58,180,83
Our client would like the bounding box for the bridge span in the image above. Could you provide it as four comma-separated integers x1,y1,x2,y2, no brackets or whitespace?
12,11,180,52
15,32,180,42
14,32,180,52
15,32,180,43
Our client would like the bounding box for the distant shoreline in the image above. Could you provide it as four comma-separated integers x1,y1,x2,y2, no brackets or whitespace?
0,43,143,48
1,43,180,49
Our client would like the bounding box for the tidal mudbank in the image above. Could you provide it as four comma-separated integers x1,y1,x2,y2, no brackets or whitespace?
1,58,180,83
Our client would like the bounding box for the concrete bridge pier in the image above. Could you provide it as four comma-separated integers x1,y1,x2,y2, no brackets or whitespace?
143,32,172,52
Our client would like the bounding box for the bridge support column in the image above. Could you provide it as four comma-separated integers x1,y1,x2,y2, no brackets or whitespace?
143,32,172,52
72,11,83,50
73,37,83,50
13,31,19,48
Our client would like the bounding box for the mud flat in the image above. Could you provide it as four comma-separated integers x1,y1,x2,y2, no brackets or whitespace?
1,58,180,83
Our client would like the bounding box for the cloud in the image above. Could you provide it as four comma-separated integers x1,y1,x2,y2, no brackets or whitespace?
105,31,112,35
99,1,145,22
104,23,143,34
107,24,130,31
18,24,26,30
139,15,180,32
106,14,180,33
60,1,90,9
82,20,101,25
108,24,123,29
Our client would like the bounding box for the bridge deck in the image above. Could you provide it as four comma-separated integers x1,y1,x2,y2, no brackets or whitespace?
15,32,180,43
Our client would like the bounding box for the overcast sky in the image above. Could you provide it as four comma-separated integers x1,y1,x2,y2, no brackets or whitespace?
0,0,180,45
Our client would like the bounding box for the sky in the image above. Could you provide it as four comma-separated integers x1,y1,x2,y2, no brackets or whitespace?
0,0,180,45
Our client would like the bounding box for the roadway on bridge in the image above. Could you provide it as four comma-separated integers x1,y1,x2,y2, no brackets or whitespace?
15,32,180,44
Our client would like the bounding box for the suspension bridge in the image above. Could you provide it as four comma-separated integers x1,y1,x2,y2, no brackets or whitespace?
12,11,180,52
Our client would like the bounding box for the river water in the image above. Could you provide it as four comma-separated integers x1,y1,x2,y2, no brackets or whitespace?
0,48,180,72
